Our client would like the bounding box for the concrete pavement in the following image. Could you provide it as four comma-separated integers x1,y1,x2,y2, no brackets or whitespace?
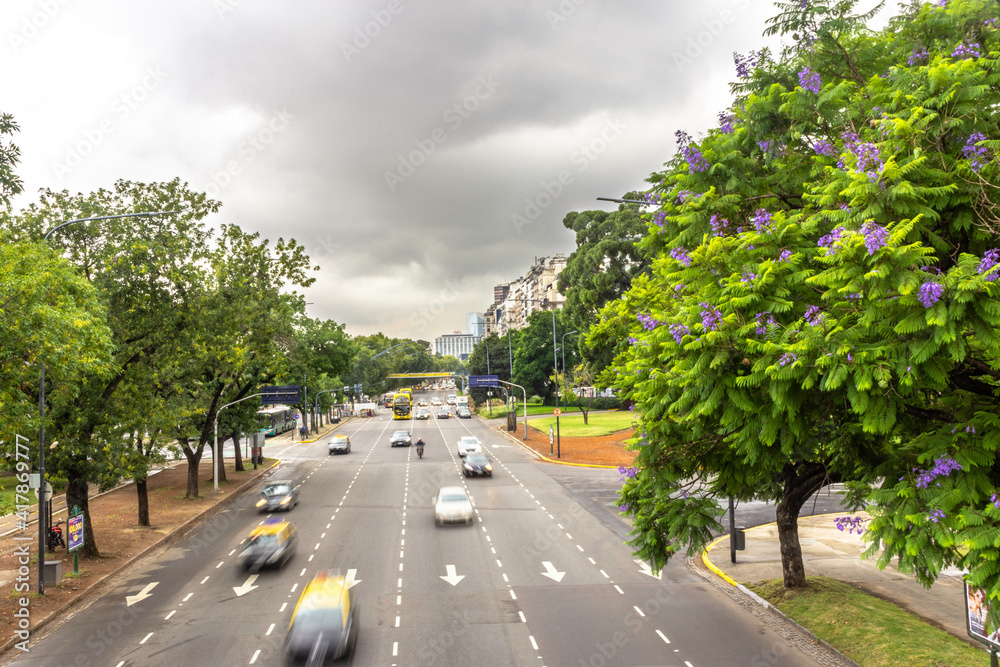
702,512,973,647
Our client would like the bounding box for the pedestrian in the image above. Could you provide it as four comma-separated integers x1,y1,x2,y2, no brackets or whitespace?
299,425,307,439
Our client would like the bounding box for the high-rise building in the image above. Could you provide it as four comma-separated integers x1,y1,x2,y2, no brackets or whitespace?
434,332,481,361
489,255,567,334
466,312,485,337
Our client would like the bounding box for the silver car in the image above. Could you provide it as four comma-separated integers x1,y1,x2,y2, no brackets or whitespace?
256,480,299,513
433,486,473,526
456,435,482,458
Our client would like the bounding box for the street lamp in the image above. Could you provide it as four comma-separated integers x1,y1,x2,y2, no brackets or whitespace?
561,330,578,409
36,210,175,594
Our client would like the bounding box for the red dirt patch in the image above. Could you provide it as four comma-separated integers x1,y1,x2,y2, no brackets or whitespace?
512,425,636,467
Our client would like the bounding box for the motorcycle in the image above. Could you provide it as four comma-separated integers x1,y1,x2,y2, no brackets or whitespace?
48,519,65,551
416,444,424,459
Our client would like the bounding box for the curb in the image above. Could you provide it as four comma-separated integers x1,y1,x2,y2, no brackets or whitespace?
699,532,861,667
493,424,619,469
0,461,276,660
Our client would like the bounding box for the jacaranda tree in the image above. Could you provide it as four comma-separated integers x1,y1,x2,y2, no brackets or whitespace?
597,0,1000,604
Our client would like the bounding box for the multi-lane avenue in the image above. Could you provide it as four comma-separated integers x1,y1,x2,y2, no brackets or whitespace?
11,389,830,666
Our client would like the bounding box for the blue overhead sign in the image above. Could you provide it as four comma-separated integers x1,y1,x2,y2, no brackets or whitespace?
261,385,301,405
469,375,498,388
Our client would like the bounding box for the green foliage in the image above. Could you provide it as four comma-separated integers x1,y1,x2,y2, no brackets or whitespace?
593,0,1000,599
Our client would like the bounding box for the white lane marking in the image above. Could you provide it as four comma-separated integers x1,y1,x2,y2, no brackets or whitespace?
565,533,572,539
309,554,314,561
300,568,307,576
399,563,404,572
656,629,671,644
215,561,224,569
291,583,298,593
314,543,321,550
397,595,401,605
183,593,193,602
588,558,596,565
279,603,287,613
398,577,403,588
576,545,584,552
165,610,176,620
614,585,624,595
140,632,153,644
249,649,261,664
557,524,564,529
518,611,526,623
510,590,517,600
600,570,609,579
530,636,538,650
395,616,400,627
228,549,236,556
393,642,398,657
496,559,502,567
633,605,645,617
200,577,209,584
266,623,275,636
503,574,508,582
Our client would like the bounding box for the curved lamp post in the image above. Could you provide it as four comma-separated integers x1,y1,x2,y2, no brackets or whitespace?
36,210,175,594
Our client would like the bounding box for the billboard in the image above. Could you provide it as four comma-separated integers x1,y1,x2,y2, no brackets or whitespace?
966,582,1000,650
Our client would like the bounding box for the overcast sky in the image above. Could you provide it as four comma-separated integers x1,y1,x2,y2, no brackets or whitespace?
5,0,788,340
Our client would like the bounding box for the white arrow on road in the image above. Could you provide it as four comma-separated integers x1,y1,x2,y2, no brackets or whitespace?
439,564,465,586
126,582,159,606
540,561,565,582
634,559,662,580
233,574,259,597
345,569,362,590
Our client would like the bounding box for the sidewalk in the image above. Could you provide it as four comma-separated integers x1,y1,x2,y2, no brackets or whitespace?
702,513,969,644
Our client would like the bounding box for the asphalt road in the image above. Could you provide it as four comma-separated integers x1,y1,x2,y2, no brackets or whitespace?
10,391,830,667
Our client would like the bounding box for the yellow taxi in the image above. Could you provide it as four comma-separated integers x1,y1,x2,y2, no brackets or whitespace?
285,571,359,663
237,518,297,571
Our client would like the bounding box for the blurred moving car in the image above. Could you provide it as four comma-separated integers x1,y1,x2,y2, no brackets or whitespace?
415,407,430,420
433,486,474,526
456,435,482,457
456,407,472,419
447,395,457,406
431,397,443,406
285,571,359,663
417,399,429,407
328,434,351,455
256,480,299,512
463,453,493,477
437,407,451,419
237,517,297,571
390,430,412,447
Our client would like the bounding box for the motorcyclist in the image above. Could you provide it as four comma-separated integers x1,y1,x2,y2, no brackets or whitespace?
416,438,425,458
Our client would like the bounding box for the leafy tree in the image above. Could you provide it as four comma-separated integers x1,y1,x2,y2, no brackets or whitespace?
467,332,518,406
513,310,567,405
0,113,23,209
559,193,651,374
597,0,1000,600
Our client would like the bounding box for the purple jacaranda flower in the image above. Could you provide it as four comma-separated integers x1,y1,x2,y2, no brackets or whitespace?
814,139,836,157
978,249,1000,280
718,111,734,134
861,220,889,255
627,336,640,345
754,311,776,335
670,246,692,266
834,516,866,535
818,226,846,250
733,50,759,79
758,139,772,153
669,323,689,345
778,249,792,262
952,42,981,59
991,493,1000,509
618,466,638,481
710,214,727,236
779,352,797,367
854,142,883,181
653,211,667,227
741,269,757,285
928,509,946,523
674,283,685,296
637,313,662,331
915,456,962,489
918,281,943,308
907,48,929,66
700,303,722,332
962,132,989,171
798,66,821,94
839,203,850,212
676,190,696,204
804,305,822,326
684,146,709,172
643,192,662,205
752,208,772,232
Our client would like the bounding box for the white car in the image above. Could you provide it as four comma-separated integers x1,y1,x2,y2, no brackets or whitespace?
433,486,473,526
456,435,482,458
447,395,457,406
431,397,443,406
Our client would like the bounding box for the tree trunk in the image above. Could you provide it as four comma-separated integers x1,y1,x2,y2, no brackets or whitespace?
232,430,244,473
216,436,227,483
65,472,100,558
182,440,203,499
774,461,829,589
136,478,150,527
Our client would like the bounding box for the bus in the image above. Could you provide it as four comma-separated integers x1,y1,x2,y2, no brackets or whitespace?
392,392,412,420
258,406,297,436
382,392,395,407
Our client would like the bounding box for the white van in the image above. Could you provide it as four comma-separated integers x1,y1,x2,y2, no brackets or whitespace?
456,396,469,410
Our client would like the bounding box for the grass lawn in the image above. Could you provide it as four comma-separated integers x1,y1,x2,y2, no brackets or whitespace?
530,411,636,437
748,577,986,666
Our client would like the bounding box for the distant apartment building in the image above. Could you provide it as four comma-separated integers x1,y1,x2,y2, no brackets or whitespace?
434,331,481,361
485,254,567,335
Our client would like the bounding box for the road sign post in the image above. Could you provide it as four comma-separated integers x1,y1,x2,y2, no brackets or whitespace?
554,408,562,458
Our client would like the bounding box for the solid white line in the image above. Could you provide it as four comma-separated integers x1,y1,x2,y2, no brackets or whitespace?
140,632,153,644
633,605,645,617
249,649,261,664
165,610,175,620
656,629,670,644
267,623,275,636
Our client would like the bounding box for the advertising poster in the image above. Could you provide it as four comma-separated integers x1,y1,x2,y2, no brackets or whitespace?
966,582,1000,650
67,513,84,552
